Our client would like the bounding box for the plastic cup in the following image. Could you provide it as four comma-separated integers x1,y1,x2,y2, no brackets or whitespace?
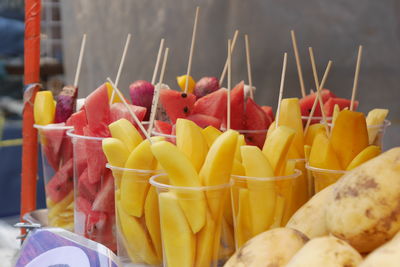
305,164,347,193
151,129,176,144
289,159,312,215
35,124,74,231
301,116,332,127
231,169,301,249
107,164,162,267
366,120,391,148
67,130,116,252
150,174,232,267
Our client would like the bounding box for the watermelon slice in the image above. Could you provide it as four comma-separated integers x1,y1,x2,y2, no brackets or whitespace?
83,127,107,184
92,172,114,213
193,88,228,122
186,114,221,129
261,106,274,121
85,83,111,136
110,102,146,126
244,98,271,148
229,81,245,130
66,109,87,135
77,168,99,202
45,158,74,203
40,125,67,170
59,136,73,164
324,97,359,116
159,89,196,123
154,120,172,135
76,196,92,214
299,89,336,116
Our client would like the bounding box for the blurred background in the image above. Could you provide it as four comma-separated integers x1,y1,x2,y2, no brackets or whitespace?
0,0,399,219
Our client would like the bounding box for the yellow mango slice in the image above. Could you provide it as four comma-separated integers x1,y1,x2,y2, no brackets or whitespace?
309,132,342,170
116,200,159,265
346,145,381,170
277,98,305,158
330,110,369,168
218,218,235,260
366,108,389,144
109,118,143,152
262,126,296,175
235,188,252,248
284,159,296,176
176,118,208,172
159,192,195,267
34,91,55,125
234,134,246,162
332,104,340,125
151,141,206,233
271,195,285,228
195,212,217,267
48,191,73,220
106,82,124,103
202,126,222,147
304,123,325,146
304,145,311,161
177,75,196,93
144,186,163,259
102,138,130,167
121,139,158,217
241,146,276,236
232,159,245,176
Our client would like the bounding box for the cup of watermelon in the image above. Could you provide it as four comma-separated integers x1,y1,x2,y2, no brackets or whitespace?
67,130,116,252
106,165,162,266
35,123,74,231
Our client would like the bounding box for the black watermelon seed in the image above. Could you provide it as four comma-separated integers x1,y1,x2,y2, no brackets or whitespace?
183,106,189,113
181,93,187,98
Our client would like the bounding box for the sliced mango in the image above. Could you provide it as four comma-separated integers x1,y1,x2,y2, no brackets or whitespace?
48,190,74,220
144,186,163,259
284,159,296,176
332,104,340,125
366,108,389,144
346,145,381,170
234,134,246,162
176,118,208,172
159,192,195,267
34,91,55,125
232,159,245,176
330,110,369,168
106,82,124,103
102,138,130,167
309,132,342,170
195,211,217,267
202,126,222,147
235,188,252,248
151,141,206,233
109,118,143,152
177,75,196,93
262,126,296,175
304,123,325,146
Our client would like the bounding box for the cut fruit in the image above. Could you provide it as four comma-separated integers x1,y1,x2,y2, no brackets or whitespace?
299,89,336,116
108,118,143,152
85,83,111,136
193,88,228,122
83,127,107,184
110,102,146,126
234,134,246,162
92,172,115,213
154,120,173,135
309,132,342,170
102,138,130,167
366,108,389,144
177,75,196,94
46,159,74,203
323,97,358,116
186,114,221,129
159,89,196,123
55,85,78,123
244,98,271,148
144,186,163,259
195,212,217,267
202,126,222,147
66,109,87,135
261,105,274,121
34,91,56,125
346,145,381,170
229,81,245,130
235,188,252,248
304,123,325,146
77,168,98,202
129,80,154,120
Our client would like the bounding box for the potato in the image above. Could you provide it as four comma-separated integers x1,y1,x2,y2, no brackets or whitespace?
286,184,333,238
360,234,400,267
286,235,362,267
325,147,400,253
224,228,308,267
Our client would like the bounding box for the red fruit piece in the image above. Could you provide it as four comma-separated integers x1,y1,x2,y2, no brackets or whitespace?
76,196,92,214
154,120,172,135
299,89,336,116
186,114,221,129
83,127,107,184
261,106,274,121
129,80,154,121
45,159,74,203
77,168,99,202
110,102,146,126
86,210,107,236
229,81,245,130
194,76,220,98
40,126,67,170
85,83,111,136
55,85,78,123
323,97,359,116
66,109,87,135
244,98,271,148
159,89,196,123
193,88,227,122
92,171,115,213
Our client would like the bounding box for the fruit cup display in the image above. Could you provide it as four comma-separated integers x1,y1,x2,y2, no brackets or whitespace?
35,124,74,231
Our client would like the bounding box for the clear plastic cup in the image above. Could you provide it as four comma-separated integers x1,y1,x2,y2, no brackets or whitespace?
151,129,176,144
367,120,391,147
301,116,332,127
289,159,312,215
35,124,74,231
305,164,347,193
67,130,116,252
231,170,301,249
107,164,162,267
150,174,232,267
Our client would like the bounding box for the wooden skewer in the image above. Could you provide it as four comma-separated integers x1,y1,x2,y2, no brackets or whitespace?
219,30,239,86
73,34,87,88
308,47,330,134
184,6,200,93
350,45,363,111
151,38,165,85
245,34,254,99
290,30,306,98
106,77,152,141
227,39,232,130
304,60,333,136
148,47,169,135
110,34,132,104
275,52,288,127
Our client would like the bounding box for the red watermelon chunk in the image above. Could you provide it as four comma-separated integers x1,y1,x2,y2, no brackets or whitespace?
229,81,245,130
186,114,221,129
77,168,99,202
85,83,111,136
261,106,274,121
45,158,74,203
40,124,68,170
83,127,107,184
110,102,146,126
159,89,196,123
59,136,73,164
193,88,227,122
244,98,271,148
92,171,114,213
154,120,172,135
76,196,92,214
66,109,87,135
299,89,336,116
324,97,358,116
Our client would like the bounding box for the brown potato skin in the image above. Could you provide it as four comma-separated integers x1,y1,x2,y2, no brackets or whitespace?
325,147,400,253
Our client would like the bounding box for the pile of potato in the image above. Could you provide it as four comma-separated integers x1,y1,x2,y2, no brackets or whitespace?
225,147,400,267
